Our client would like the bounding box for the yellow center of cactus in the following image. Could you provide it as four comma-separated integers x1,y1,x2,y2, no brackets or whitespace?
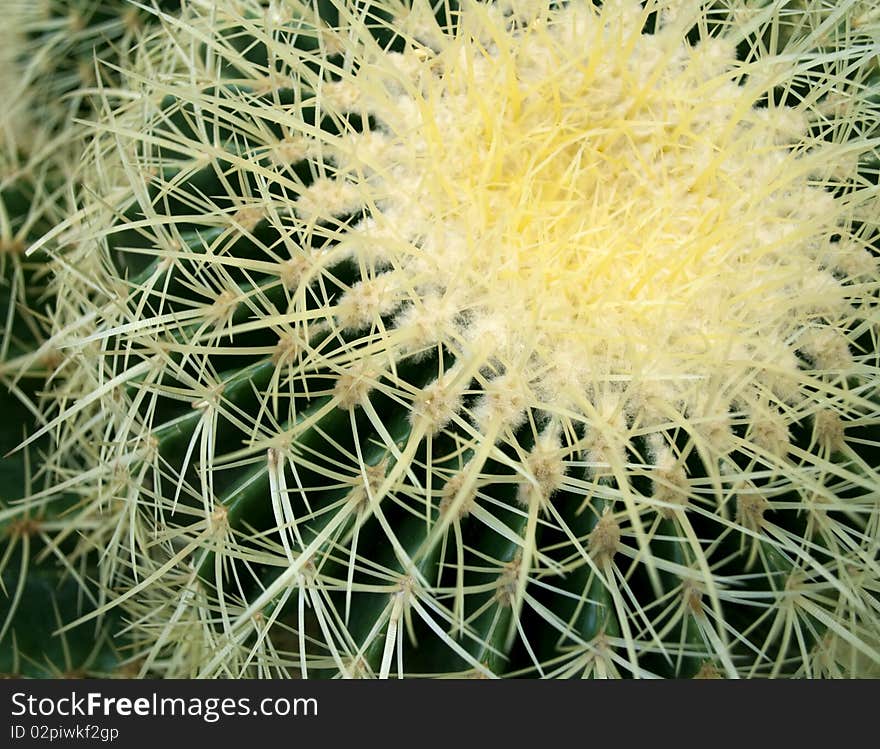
326,2,862,437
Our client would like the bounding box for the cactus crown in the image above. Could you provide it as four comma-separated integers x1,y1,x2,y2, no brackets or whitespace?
21,0,880,677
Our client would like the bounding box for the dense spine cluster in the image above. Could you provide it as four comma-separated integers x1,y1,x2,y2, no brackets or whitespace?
8,0,880,677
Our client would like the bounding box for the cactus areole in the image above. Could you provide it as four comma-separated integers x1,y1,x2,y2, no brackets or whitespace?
31,0,880,677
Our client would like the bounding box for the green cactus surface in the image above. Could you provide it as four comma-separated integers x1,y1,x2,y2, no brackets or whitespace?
6,0,880,678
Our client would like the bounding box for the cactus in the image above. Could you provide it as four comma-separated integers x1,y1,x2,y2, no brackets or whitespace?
0,0,179,677
18,0,880,677
14,0,181,131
